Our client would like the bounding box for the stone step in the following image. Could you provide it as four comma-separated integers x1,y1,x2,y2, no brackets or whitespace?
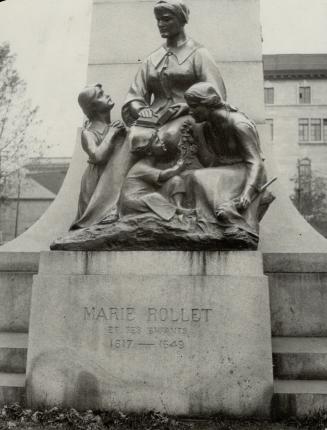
0,272,33,332
269,272,327,337
0,252,39,272
273,380,327,418
0,373,25,406
0,333,28,373
272,337,327,380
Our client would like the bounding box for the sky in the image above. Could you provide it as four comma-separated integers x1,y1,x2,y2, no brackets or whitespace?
0,0,326,157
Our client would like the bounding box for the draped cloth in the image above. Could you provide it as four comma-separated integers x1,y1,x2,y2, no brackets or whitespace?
122,38,226,126
187,165,262,236
119,159,186,221
71,131,136,229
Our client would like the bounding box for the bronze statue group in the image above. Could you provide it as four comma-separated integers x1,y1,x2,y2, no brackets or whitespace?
69,0,274,250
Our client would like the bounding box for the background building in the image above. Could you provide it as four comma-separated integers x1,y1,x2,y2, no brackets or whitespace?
263,54,327,190
0,158,70,244
263,54,327,236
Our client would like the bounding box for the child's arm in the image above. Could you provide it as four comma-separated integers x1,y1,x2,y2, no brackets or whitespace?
81,122,125,164
158,158,186,182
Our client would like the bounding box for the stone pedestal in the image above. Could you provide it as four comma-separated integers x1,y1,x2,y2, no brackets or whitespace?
26,251,273,416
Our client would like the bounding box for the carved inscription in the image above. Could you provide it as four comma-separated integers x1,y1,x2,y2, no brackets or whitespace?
84,307,136,321
84,307,212,322
83,305,213,352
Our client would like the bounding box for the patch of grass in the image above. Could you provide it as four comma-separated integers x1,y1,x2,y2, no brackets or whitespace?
1,404,327,430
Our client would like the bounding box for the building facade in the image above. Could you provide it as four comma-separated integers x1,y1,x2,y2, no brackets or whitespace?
263,54,327,193
263,54,327,237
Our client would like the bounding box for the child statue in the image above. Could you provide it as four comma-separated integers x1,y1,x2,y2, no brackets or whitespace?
71,83,125,229
119,130,194,221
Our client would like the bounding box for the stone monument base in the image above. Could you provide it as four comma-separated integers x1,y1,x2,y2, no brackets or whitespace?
26,251,273,417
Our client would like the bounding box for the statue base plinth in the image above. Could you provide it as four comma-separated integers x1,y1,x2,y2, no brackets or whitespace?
51,215,258,251
26,250,273,416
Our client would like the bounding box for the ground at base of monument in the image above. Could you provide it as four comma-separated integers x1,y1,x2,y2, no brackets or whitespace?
51,214,258,251
0,405,311,430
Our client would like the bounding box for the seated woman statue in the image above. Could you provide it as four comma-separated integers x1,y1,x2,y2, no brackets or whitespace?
123,0,226,127
184,82,275,242
123,0,226,156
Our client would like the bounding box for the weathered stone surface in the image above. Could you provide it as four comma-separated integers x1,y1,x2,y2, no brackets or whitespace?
0,349,27,374
0,374,25,407
0,333,28,374
269,273,327,337
26,251,273,416
273,353,327,381
0,272,33,332
38,250,264,276
263,253,327,273
273,381,327,419
51,215,258,251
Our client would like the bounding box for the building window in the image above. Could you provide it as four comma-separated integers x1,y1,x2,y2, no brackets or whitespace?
310,119,321,141
299,86,311,104
266,119,274,140
299,118,327,143
264,87,274,104
299,119,309,142
324,119,327,142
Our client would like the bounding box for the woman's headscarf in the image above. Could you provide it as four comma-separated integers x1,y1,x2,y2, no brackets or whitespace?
154,0,190,24
184,83,225,108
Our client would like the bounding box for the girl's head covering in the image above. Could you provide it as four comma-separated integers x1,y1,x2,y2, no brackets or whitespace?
154,0,190,24
78,83,102,118
184,82,225,108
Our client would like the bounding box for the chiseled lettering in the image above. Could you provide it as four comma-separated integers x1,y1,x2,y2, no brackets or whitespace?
159,308,168,321
84,306,136,321
126,307,136,321
202,308,213,322
96,307,108,320
84,306,96,320
170,308,180,322
109,307,118,320
147,307,157,322
147,307,213,323
181,308,189,322
191,308,201,322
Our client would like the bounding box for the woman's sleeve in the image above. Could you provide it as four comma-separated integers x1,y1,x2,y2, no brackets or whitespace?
122,60,151,125
194,47,227,101
133,162,162,185
235,122,265,191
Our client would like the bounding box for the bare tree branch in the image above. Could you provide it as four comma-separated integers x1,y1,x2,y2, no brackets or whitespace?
0,42,45,198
